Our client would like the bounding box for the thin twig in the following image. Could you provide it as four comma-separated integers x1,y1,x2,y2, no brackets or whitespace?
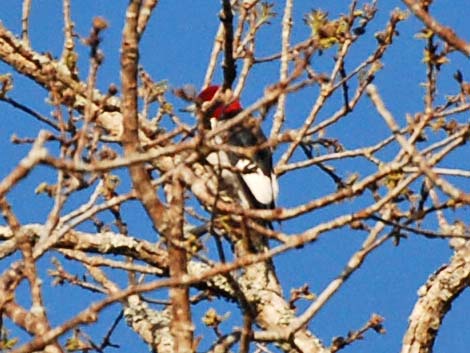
204,25,224,88
61,0,75,64
367,84,470,204
288,211,391,335
0,96,59,130
270,0,293,137
402,0,470,57
74,17,108,164
0,131,49,199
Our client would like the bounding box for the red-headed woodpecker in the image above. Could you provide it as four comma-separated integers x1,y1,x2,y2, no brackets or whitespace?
193,85,279,210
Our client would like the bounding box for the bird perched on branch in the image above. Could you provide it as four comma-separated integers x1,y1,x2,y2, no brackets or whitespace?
185,85,279,211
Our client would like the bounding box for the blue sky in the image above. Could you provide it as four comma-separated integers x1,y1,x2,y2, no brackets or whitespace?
1,1,470,353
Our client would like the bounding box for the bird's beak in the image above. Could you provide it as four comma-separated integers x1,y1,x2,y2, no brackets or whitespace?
180,103,196,115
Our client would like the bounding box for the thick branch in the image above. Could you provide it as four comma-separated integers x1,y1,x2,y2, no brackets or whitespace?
401,242,470,353
121,0,166,234
167,174,194,353
220,0,236,89
137,0,160,36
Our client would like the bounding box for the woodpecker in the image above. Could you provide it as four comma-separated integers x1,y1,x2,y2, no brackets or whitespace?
190,85,279,210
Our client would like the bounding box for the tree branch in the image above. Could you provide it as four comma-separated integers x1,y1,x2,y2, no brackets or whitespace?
401,242,470,353
402,0,470,57
220,0,236,89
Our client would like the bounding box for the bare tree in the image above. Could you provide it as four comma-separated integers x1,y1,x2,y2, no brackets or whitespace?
0,1,469,353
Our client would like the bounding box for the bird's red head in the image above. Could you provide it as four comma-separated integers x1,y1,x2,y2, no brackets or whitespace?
198,85,242,120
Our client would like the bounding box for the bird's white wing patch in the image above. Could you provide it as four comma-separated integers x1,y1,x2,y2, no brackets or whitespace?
236,159,278,205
